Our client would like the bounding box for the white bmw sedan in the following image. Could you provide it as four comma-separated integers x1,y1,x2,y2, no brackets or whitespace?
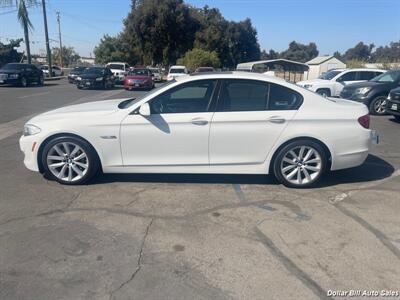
20,72,378,188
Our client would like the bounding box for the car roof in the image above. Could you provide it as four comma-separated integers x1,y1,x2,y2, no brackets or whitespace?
170,65,186,69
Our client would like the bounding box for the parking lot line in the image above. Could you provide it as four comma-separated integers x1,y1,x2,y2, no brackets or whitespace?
18,91,51,99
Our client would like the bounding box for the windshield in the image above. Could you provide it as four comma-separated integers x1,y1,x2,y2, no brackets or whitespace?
82,68,104,75
170,68,185,74
119,80,176,109
129,69,149,76
3,63,26,70
318,70,342,80
108,64,124,70
70,67,86,73
370,71,399,83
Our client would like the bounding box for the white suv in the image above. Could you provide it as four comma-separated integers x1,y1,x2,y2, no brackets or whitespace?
297,68,385,97
106,62,130,83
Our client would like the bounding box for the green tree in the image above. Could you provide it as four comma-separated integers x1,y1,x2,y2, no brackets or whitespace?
343,42,374,62
123,0,201,66
0,0,38,64
93,34,132,65
0,38,23,67
177,48,220,71
52,46,80,67
280,41,318,62
260,49,279,60
371,41,400,62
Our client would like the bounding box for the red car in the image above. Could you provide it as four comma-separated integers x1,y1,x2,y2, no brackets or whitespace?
124,68,155,90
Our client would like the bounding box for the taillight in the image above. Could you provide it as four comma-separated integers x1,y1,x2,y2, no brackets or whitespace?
358,114,370,129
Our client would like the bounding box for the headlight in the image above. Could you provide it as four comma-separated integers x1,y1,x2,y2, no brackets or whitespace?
96,77,103,81
76,77,82,81
9,74,19,79
23,124,41,136
304,84,313,89
355,87,371,95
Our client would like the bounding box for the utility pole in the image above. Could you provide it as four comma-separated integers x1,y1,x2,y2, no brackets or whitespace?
56,12,63,67
42,0,52,77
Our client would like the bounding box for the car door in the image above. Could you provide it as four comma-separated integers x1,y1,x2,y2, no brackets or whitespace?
209,79,301,165
120,79,217,166
24,65,36,83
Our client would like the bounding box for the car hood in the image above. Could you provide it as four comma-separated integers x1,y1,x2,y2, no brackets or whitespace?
28,99,126,124
0,69,22,74
297,79,327,86
125,75,151,80
80,74,103,79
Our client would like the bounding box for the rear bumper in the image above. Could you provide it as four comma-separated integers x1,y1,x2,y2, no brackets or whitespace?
331,129,378,170
0,78,20,85
124,81,152,89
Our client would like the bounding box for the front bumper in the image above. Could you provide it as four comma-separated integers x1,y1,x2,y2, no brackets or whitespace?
386,100,400,116
0,77,20,85
76,79,103,89
124,80,152,89
19,135,40,172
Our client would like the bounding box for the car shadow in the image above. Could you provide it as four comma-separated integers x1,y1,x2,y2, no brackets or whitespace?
388,116,400,124
90,154,394,188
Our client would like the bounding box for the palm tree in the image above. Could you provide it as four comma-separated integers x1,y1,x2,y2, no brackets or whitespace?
0,0,38,64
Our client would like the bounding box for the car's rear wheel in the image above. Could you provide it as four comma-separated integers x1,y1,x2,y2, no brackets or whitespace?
273,140,327,188
42,136,99,185
369,96,387,115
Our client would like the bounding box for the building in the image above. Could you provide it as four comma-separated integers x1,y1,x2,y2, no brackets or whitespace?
304,56,346,80
80,56,95,65
236,59,309,82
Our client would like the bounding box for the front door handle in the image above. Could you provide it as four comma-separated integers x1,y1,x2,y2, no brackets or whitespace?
268,116,286,124
191,118,208,126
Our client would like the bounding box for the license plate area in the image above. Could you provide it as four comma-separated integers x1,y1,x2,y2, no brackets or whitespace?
391,103,398,111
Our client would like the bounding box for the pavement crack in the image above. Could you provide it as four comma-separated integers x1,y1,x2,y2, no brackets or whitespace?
109,218,154,300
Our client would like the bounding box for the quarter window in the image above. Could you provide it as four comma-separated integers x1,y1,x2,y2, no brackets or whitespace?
218,79,302,112
149,80,216,114
357,71,377,81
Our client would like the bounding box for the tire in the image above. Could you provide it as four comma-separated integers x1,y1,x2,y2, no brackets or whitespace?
38,75,44,86
42,136,99,185
394,115,400,122
20,76,28,87
369,96,388,115
77,85,83,89
316,89,331,97
273,140,327,188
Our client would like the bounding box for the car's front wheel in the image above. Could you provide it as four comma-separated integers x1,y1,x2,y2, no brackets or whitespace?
369,96,387,115
316,88,331,97
273,140,327,188
42,136,99,185
20,76,28,87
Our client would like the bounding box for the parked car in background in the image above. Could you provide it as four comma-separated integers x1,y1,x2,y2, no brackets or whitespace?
0,63,44,87
297,68,385,97
20,72,377,188
194,67,215,73
386,87,400,121
148,67,162,82
124,67,154,90
106,62,129,84
67,66,87,83
75,67,114,90
167,65,188,81
40,65,64,77
340,70,400,115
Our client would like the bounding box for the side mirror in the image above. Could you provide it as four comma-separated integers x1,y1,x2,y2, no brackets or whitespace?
139,103,151,116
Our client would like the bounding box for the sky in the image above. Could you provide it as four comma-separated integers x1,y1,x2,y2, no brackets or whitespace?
0,0,399,58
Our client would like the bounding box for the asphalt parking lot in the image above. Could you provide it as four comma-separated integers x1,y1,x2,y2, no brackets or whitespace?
0,79,400,300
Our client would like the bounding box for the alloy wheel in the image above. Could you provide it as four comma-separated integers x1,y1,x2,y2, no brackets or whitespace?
280,145,322,185
46,142,89,182
21,77,27,87
373,98,387,114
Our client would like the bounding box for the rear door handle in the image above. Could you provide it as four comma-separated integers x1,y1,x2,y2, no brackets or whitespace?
191,118,208,126
268,116,286,124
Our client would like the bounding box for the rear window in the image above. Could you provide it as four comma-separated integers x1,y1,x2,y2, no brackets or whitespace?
108,64,124,70
170,68,185,74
